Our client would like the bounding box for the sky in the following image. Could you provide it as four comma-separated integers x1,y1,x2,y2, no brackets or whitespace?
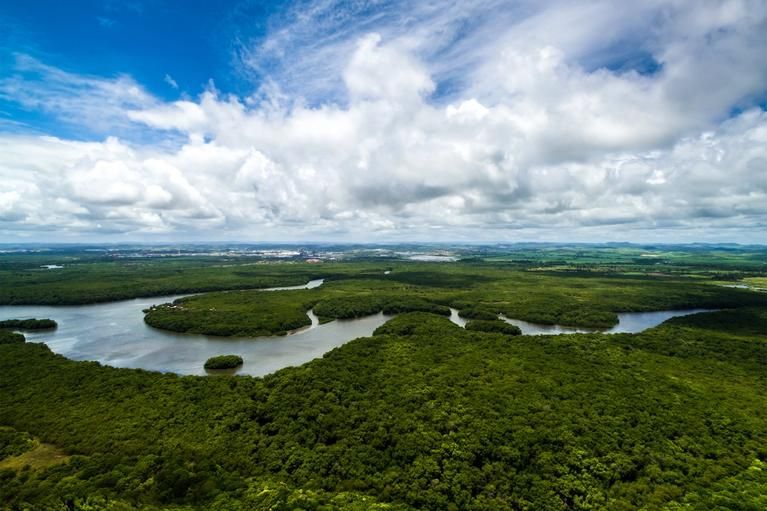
0,0,766,243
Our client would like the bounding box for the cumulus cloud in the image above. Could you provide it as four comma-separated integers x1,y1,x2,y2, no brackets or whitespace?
1,0,766,241
343,34,435,103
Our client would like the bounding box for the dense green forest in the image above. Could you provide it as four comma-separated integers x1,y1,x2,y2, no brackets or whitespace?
464,319,522,335
2,308,767,510
2,249,767,509
144,267,767,336
0,319,57,330
2,244,766,306
0,260,327,306
0,427,34,462
204,355,244,370
0,330,25,344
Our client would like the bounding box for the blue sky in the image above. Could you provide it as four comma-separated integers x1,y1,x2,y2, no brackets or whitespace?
1,0,685,140
1,0,280,138
0,0,766,242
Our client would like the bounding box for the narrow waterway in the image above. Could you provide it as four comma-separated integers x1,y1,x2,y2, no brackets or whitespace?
1,280,714,377
448,308,714,334
0,280,389,377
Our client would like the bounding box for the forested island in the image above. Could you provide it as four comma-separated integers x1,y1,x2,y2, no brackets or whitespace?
1,245,767,510
0,318,57,330
204,355,244,370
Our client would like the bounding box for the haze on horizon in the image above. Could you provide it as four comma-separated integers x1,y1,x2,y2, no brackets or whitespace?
1,0,766,244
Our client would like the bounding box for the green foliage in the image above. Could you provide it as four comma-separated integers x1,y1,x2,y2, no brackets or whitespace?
0,427,34,461
3,252,766,332
210,479,413,510
373,312,462,337
380,297,450,316
615,310,767,369
146,280,453,337
145,289,316,336
204,355,244,370
0,330,25,344
457,307,499,321
664,307,767,338
0,318,57,330
2,304,767,509
3,252,767,509
661,458,767,511
0,258,348,305
464,319,522,335
140,266,767,337
314,294,450,320
314,295,384,319
383,270,495,288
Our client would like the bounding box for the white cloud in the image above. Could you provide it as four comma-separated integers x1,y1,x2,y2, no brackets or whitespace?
343,33,435,103
127,100,207,133
1,0,766,242
97,16,116,29
0,54,158,135
164,74,179,89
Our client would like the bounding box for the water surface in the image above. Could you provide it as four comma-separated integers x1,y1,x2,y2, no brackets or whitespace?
1,284,714,377
0,280,391,377
447,308,714,335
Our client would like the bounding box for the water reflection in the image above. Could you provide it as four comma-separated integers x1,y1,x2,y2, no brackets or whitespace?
449,308,467,327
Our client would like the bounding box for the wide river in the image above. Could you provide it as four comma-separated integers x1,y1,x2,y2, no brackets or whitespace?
0,279,712,376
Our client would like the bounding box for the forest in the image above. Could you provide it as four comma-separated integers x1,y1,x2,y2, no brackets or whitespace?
1,247,767,510
143,266,765,336
0,319,57,330
204,355,245,370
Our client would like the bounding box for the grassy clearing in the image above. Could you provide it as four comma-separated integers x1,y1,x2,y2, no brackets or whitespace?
743,277,767,289
0,439,68,471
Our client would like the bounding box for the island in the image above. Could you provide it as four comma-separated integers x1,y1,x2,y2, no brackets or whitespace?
0,318,57,330
2,245,767,510
203,355,244,370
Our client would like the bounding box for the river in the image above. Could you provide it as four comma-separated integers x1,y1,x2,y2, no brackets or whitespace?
446,308,714,335
0,279,388,377
0,280,714,377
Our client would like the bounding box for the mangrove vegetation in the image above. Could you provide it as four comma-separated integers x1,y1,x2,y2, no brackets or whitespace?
2,247,767,510
0,318,57,330
204,355,244,370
